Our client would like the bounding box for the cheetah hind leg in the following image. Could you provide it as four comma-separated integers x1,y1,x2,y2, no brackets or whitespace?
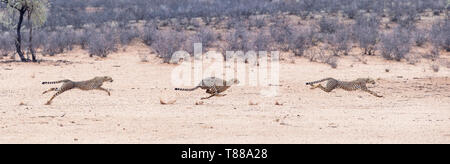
311,84,333,92
42,88,58,94
45,89,68,105
45,93,58,105
45,93,59,105
309,84,319,89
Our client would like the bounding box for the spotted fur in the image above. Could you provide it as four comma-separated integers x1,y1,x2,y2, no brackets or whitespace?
175,77,240,99
306,77,382,97
42,76,114,105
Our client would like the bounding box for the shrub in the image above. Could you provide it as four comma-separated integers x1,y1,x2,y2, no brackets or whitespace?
119,27,139,46
88,31,118,57
184,34,202,56
270,17,292,50
184,27,217,55
222,27,252,52
380,27,412,61
225,18,238,30
353,14,380,55
429,46,440,59
30,30,49,52
42,34,62,56
342,3,358,19
318,17,339,34
327,27,352,56
63,30,77,51
412,28,428,47
249,15,266,29
430,19,450,52
42,30,76,56
197,27,216,48
388,1,419,28
141,22,158,46
0,32,14,57
253,32,272,51
152,30,186,63
306,47,338,68
288,27,315,56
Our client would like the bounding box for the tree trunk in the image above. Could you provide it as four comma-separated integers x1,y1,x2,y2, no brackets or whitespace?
15,8,27,62
28,10,36,62
29,24,36,62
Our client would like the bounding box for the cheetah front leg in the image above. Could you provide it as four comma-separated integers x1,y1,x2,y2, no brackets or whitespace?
201,93,218,100
97,87,111,96
201,86,219,100
363,89,383,98
42,88,58,94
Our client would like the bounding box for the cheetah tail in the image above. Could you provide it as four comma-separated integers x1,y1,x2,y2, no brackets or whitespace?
42,80,69,85
174,86,200,91
305,78,333,85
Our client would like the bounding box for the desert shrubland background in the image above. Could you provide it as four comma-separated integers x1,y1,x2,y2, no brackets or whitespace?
0,0,449,143
0,0,449,67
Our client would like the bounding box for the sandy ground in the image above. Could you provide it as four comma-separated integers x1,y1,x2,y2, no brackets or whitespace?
0,46,449,144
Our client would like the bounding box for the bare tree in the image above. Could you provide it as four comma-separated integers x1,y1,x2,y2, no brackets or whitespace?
0,0,48,62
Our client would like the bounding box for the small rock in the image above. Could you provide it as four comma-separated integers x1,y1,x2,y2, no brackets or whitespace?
275,101,284,106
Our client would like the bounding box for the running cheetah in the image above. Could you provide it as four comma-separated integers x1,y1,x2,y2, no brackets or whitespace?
42,76,114,105
175,77,240,99
306,77,383,97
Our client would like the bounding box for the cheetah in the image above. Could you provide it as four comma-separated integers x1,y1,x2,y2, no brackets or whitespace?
42,76,114,105
306,77,383,97
175,77,240,100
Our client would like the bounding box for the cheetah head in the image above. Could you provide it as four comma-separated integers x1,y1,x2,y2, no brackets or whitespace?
102,76,114,82
365,78,376,84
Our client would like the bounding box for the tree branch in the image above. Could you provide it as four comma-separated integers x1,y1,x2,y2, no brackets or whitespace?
1,0,26,11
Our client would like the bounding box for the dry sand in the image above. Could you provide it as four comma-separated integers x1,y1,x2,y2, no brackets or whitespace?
0,46,449,144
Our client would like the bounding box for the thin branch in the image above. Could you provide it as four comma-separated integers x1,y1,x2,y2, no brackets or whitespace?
1,0,27,11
